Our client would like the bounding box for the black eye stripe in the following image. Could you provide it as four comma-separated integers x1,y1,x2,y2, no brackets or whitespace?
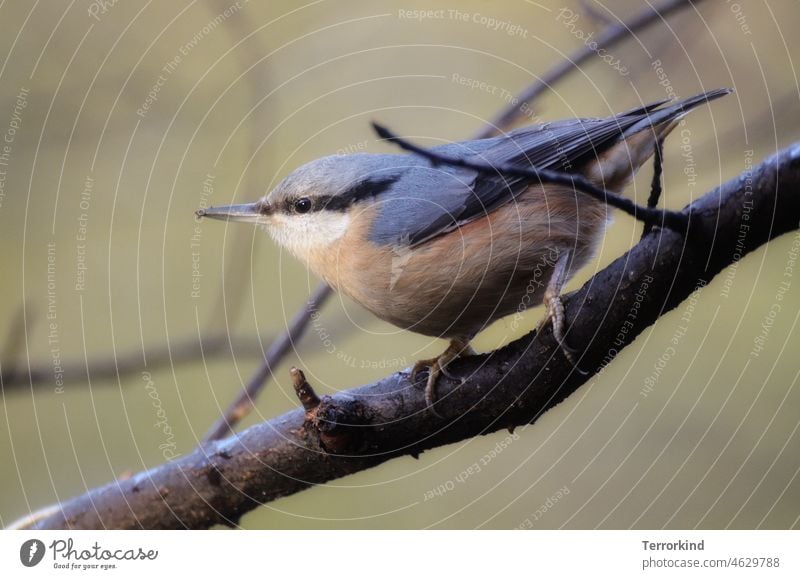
283,175,399,214
320,176,399,211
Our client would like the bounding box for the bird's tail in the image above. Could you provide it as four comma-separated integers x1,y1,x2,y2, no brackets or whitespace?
583,88,731,191
622,88,733,138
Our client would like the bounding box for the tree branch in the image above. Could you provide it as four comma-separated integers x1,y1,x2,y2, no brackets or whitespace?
23,143,800,529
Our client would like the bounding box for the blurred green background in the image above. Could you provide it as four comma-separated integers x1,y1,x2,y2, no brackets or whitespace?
1,0,799,529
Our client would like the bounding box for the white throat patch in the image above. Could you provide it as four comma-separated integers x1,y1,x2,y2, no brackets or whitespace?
264,212,351,262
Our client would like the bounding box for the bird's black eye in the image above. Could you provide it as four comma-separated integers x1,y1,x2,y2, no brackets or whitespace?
293,197,312,214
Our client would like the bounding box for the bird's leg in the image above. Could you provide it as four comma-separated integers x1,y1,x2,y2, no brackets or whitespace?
411,338,475,410
536,249,583,368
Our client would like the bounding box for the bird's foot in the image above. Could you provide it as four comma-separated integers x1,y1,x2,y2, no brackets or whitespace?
537,294,587,375
410,339,475,415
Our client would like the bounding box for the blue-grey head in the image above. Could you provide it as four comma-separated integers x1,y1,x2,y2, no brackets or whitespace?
196,148,484,264
197,153,409,258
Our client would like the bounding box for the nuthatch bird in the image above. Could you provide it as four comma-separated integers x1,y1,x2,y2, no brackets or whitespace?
198,89,729,409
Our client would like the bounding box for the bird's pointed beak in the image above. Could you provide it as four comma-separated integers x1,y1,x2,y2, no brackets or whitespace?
195,201,271,224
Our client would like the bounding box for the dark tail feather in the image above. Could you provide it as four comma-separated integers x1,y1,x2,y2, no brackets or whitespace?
623,88,733,137
617,97,673,118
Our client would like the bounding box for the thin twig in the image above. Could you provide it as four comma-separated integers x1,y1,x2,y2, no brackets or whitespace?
0,332,278,389
1,309,367,389
201,283,332,443
373,123,692,233
642,136,666,238
290,367,320,413
473,0,703,139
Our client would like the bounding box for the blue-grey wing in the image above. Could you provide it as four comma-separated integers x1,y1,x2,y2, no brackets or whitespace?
369,116,638,247
368,90,729,248
458,91,727,225
366,161,486,247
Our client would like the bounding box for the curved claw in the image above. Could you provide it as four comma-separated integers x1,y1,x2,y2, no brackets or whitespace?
552,323,589,374
410,339,475,418
410,357,436,383
561,344,590,375
424,369,444,418
438,363,461,381
408,357,444,417
555,334,579,360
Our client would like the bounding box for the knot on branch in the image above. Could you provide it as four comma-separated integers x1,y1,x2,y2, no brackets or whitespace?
291,367,372,454
312,395,372,454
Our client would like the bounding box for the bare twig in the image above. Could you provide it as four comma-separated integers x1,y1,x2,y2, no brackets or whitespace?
641,137,666,238
201,283,332,443
290,367,320,413
473,0,703,139
21,143,800,529
1,308,368,389
0,332,275,389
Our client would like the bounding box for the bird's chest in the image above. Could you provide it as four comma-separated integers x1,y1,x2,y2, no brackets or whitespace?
314,186,606,336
